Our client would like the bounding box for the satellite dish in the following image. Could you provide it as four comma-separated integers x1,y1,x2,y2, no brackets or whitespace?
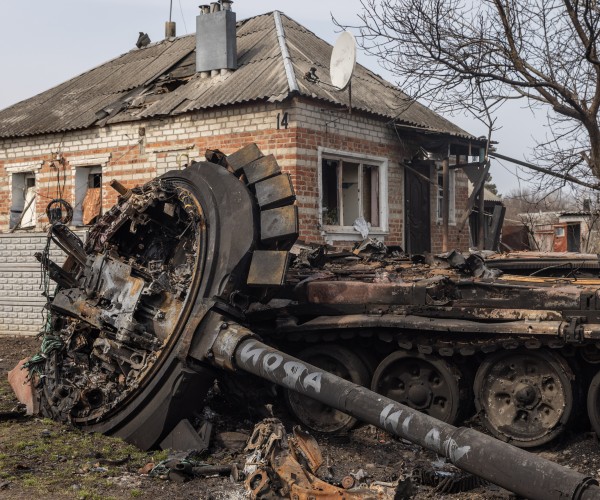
330,31,356,91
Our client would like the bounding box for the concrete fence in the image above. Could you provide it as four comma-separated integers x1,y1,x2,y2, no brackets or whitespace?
0,230,85,336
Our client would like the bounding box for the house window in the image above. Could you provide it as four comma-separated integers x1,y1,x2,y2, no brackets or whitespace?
74,166,102,226
321,155,383,229
555,226,565,237
436,164,456,224
10,172,36,229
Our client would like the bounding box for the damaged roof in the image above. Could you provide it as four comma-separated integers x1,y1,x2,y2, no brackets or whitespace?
0,11,474,140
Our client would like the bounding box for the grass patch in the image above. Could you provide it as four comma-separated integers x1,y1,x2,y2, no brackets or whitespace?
0,388,163,499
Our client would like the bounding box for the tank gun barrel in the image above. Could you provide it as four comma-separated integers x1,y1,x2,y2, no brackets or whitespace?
210,324,600,500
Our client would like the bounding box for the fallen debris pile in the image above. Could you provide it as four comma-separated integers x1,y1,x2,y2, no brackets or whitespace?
243,419,412,499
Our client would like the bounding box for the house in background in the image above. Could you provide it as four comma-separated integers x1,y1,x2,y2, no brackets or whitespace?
0,5,484,334
517,211,600,253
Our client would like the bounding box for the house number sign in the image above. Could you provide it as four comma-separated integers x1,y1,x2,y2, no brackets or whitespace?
276,112,289,129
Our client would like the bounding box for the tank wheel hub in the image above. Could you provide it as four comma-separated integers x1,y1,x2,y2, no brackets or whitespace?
513,381,541,408
407,382,432,409
474,349,574,448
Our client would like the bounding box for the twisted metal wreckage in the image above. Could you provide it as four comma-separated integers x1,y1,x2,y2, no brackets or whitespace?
12,144,600,499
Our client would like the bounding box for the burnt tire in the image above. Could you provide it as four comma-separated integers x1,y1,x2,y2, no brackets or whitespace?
587,369,600,439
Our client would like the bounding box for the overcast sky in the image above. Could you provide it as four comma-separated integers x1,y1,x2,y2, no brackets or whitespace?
0,0,542,194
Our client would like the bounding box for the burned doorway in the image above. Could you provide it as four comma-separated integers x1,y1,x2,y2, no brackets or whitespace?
567,224,581,252
405,161,431,254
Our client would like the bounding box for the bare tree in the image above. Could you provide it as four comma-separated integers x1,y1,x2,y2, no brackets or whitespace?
503,187,573,220
342,0,600,185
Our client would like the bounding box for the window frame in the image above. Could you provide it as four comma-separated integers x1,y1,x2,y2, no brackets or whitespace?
6,161,43,230
10,171,37,229
68,154,110,227
317,147,388,242
435,161,456,225
73,165,103,226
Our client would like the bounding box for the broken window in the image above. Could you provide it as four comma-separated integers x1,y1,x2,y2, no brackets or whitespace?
74,166,102,226
321,156,382,228
436,163,456,224
10,172,36,229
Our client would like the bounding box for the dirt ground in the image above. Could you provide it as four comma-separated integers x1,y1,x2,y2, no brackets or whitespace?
1,335,600,500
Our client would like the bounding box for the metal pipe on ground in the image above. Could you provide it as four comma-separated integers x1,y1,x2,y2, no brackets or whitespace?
220,333,600,500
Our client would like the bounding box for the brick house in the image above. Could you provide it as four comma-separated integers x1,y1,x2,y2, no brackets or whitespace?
0,7,483,334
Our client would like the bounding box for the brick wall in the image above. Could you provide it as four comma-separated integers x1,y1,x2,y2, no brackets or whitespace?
290,99,410,246
0,97,471,335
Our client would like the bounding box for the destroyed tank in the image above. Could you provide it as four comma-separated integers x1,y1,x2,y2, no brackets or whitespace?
20,144,600,499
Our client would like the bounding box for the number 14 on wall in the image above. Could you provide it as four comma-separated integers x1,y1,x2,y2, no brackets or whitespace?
277,112,289,130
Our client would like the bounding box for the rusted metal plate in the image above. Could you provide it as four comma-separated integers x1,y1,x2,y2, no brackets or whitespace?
82,187,102,225
248,250,289,286
260,205,298,243
227,143,263,173
306,281,417,305
255,173,295,210
243,154,281,184
8,358,34,415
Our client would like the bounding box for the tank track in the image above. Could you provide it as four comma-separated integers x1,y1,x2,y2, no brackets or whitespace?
264,325,597,448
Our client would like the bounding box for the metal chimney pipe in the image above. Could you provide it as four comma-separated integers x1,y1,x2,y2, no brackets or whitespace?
196,0,237,73
165,21,176,38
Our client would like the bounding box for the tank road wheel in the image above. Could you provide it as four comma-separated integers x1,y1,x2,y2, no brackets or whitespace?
474,349,575,448
586,370,600,438
285,345,370,433
371,351,467,424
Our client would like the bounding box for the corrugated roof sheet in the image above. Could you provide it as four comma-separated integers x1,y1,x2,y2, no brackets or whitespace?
0,11,476,140
468,183,503,202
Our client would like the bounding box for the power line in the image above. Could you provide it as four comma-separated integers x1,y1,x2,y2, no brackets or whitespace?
178,0,188,34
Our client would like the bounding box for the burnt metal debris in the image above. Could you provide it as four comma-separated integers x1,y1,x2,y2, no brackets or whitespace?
14,144,600,499
243,418,409,499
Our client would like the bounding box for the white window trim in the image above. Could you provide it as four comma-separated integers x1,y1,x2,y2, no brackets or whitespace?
67,153,111,167
7,162,42,229
5,160,43,174
69,153,109,227
435,163,457,226
317,147,389,243
9,171,38,229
